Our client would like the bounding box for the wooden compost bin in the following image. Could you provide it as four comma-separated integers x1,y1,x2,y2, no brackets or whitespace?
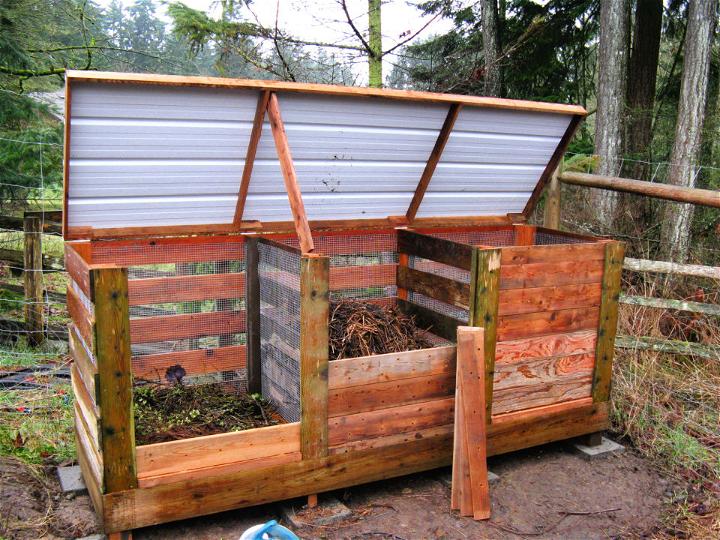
61,70,624,535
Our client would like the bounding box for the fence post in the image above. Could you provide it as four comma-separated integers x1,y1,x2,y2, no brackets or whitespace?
299,253,329,460
468,248,501,421
245,237,262,394
24,215,44,347
543,166,562,229
91,267,137,492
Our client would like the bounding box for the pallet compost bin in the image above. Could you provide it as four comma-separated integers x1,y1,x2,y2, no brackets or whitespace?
62,70,624,535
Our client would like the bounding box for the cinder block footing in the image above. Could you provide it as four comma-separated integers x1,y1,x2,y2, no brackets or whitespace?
437,468,499,489
57,465,88,495
281,495,353,528
573,436,625,460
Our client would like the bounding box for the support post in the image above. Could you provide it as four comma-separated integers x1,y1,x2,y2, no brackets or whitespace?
24,215,44,347
469,248,501,421
591,241,625,402
245,237,262,394
543,166,562,229
91,267,137,492
299,254,329,459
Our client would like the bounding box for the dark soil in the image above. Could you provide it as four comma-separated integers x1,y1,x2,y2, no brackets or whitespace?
330,299,435,360
0,457,98,540
134,383,282,445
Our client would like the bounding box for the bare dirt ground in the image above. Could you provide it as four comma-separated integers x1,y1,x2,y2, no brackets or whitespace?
1,440,678,539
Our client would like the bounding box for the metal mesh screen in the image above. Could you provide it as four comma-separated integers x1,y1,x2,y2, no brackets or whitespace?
422,227,516,247
535,230,587,245
92,238,247,388
258,241,301,423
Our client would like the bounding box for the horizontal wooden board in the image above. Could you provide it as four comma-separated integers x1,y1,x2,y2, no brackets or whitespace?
91,235,245,266
69,324,99,403
101,398,608,532
71,364,100,445
329,424,453,455
329,346,455,389
500,259,604,290
500,242,604,266
397,266,470,309
328,396,454,446
492,354,594,415
397,229,473,270
329,371,455,417
67,284,94,350
132,345,246,381
75,422,104,515
128,273,245,306
397,299,463,342
136,423,300,480
497,307,599,341
498,283,602,316
330,263,396,290
495,330,597,364
129,310,246,344
74,402,103,483
65,243,92,298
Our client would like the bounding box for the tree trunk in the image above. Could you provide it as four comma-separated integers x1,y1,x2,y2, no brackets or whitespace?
659,0,717,263
368,0,382,88
481,0,501,97
594,0,630,230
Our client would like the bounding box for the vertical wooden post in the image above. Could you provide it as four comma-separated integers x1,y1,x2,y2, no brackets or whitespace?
245,237,262,394
468,248,501,421
513,224,536,246
91,267,137,492
591,241,625,403
397,252,409,301
543,166,562,229
24,215,44,347
299,254,329,459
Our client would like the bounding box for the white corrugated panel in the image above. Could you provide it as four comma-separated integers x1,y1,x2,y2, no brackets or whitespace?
67,81,575,230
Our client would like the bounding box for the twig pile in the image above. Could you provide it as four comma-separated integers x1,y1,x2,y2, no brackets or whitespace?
134,383,282,444
329,299,434,360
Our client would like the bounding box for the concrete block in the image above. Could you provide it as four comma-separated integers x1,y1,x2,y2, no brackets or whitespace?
57,465,88,495
573,436,625,460
437,468,499,489
281,495,352,528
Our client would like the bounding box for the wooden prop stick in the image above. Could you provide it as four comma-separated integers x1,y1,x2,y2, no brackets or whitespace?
267,93,315,254
234,90,271,226
406,104,462,222
452,326,491,520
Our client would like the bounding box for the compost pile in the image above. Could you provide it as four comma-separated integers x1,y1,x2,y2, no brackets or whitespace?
329,299,434,360
134,382,281,444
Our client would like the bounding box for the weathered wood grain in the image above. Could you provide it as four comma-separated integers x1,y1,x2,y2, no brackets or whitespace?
65,242,92,297
69,324,99,404
67,284,94,348
397,229,473,271
129,311,246,344
495,330,597,364
499,242,605,266
396,298,464,342
500,259,604,290
131,345,246,381
128,273,245,306
498,283,602,316
497,307,599,341
397,266,470,309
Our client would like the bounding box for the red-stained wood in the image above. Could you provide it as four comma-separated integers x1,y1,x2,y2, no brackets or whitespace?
407,104,462,221
234,91,271,225
495,330,597,365
131,345,246,380
512,224,536,246
329,264,396,290
129,311,246,344
69,324,99,404
266,93,314,253
497,306,599,341
500,242,604,266
65,243,92,297
67,284,94,349
500,259,604,290
498,283,602,316
128,273,245,306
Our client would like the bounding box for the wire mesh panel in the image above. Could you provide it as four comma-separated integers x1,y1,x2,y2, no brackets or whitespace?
535,230,587,245
91,237,247,388
257,240,301,422
421,227,516,247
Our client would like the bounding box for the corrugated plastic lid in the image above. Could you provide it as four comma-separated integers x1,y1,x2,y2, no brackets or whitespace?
63,71,585,239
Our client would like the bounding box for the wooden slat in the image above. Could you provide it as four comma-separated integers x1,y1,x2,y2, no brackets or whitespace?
75,422,104,516
513,224,536,246
128,273,245,306
136,423,300,480
398,229,473,271
406,104,462,221
267,93,314,254
329,371,455,417
331,424,453,456
328,396,454,446
498,283,602,316
497,306,599,341
500,242,606,266
300,254,329,459
397,266,470,309
92,267,137,492
69,324,99,404
75,402,103,482
495,330,597,364
101,400,607,532
500,259,604,290
71,363,100,442
67,285,94,352
131,345,246,380
65,243,92,298
592,241,625,403
67,70,588,116
234,91,271,225
396,298,464,342
328,346,455,389
330,263,396,289
470,249,501,420
129,311,246,344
